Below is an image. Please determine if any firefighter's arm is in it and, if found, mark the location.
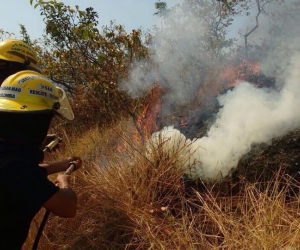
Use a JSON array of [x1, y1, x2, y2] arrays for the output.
[[39, 156, 82, 175], [42, 174, 77, 218]]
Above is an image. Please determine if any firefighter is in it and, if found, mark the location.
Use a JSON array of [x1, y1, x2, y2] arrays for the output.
[[0, 39, 63, 148], [0, 70, 82, 249], [0, 39, 41, 84]]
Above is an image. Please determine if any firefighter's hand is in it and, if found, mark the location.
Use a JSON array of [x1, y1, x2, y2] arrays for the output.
[[40, 156, 82, 176]]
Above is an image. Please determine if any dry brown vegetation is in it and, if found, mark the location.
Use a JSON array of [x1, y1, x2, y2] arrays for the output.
[[1, 1, 298, 249], [22, 119, 300, 250]]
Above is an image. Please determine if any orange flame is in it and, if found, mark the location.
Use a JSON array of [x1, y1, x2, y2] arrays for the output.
[[221, 60, 261, 88], [136, 85, 162, 138], [180, 117, 188, 128]]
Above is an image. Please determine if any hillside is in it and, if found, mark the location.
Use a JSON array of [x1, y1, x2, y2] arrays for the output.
[[21, 120, 300, 250]]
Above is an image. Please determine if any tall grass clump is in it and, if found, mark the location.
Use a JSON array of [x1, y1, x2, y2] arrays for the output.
[[24, 120, 300, 249]]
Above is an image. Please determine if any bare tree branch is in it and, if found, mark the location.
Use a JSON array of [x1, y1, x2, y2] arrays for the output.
[[244, 0, 261, 59]]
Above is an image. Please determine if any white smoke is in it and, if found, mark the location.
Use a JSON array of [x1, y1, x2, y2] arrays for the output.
[[120, 1, 221, 115], [121, 1, 300, 180], [150, 54, 300, 180]]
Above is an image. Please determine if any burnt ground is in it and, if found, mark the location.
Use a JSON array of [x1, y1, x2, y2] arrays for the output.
[[235, 129, 300, 180], [232, 129, 300, 187], [183, 128, 300, 200], [204, 128, 300, 198]]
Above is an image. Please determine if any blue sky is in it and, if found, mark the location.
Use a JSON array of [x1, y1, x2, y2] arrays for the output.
[[1, 0, 182, 39]]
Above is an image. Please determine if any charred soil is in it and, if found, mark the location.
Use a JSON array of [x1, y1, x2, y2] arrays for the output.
[[229, 129, 300, 196]]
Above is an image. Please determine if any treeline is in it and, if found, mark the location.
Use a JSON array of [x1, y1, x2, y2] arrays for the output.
[[2, 0, 299, 137]]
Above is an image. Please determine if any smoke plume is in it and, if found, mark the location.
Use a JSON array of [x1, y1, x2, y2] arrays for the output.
[[151, 55, 300, 180], [121, 1, 300, 180], [120, 1, 222, 116]]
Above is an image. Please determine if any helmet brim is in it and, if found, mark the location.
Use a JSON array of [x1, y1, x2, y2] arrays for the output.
[[0, 98, 74, 121], [0, 99, 53, 112]]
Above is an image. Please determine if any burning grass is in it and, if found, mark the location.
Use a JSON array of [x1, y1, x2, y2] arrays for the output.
[[23, 121, 300, 250]]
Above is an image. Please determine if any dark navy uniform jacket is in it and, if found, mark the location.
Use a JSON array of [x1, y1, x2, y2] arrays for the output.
[[0, 141, 59, 249]]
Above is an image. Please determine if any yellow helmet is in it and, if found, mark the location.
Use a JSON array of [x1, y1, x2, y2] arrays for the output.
[[0, 39, 41, 73], [0, 70, 74, 120]]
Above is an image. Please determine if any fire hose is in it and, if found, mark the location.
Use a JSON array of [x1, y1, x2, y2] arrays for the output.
[[32, 136, 77, 250]]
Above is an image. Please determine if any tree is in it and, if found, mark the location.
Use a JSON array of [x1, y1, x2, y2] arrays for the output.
[[155, 0, 237, 57], [30, 0, 150, 128], [0, 29, 15, 40], [142, 0, 239, 127], [227, 0, 300, 75]]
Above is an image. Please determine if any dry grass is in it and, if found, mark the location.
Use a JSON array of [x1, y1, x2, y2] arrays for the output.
[[23, 120, 300, 250]]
